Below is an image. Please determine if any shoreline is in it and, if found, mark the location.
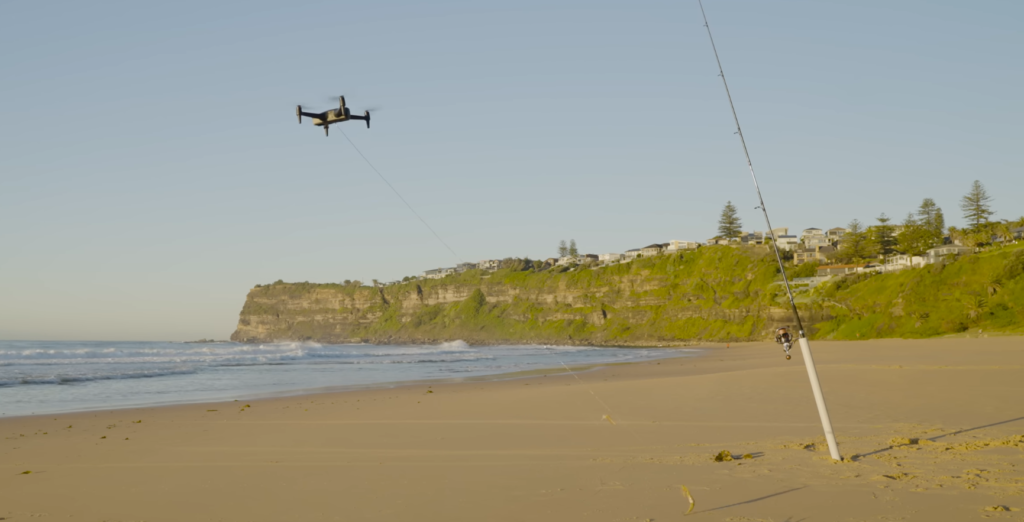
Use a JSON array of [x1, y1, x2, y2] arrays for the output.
[[3, 337, 1022, 521], [233, 337, 709, 348], [0, 347, 703, 420]]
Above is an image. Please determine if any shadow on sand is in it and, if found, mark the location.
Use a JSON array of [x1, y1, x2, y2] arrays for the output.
[[691, 486, 807, 515], [851, 415, 1024, 460]]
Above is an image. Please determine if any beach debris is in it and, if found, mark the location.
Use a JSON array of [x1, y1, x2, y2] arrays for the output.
[[206, 409, 218, 412], [100, 436, 106, 439], [714, 450, 734, 462], [889, 436, 928, 446], [66, 425, 72, 429], [780, 440, 825, 451], [880, 472, 915, 481], [680, 485, 695, 514], [133, 420, 142, 424], [742, 453, 753, 460], [20, 470, 31, 475], [602, 415, 616, 425], [426, 390, 433, 394], [983, 505, 1017, 512]]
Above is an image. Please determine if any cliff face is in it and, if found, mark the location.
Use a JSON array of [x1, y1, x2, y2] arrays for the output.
[[231, 243, 1024, 345], [231, 247, 817, 345]]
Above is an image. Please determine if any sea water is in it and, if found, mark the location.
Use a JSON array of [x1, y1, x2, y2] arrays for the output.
[[0, 340, 693, 416]]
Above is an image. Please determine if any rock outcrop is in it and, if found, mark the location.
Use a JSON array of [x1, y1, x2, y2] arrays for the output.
[[231, 247, 819, 345]]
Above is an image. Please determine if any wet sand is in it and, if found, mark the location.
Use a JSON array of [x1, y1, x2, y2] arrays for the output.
[[2, 337, 1023, 521]]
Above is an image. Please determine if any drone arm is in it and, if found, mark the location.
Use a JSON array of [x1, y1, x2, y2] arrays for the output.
[[349, 111, 370, 128]]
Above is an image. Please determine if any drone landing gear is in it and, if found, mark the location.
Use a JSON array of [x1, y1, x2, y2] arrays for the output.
[[324, 125, 329, 137]]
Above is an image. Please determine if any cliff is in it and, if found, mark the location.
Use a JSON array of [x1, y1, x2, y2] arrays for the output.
[[231, 244, 1024, 345], [231, 246, 809, 345]]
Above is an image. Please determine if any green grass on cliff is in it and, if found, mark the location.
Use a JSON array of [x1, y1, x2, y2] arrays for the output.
[[812, 244, 1024, 339], [366, 246, 786, 344], [234, 246, 788, 345], [232, 243, 1024, 344]]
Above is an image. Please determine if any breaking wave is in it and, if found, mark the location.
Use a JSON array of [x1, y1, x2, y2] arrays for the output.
[[0, 339, 692, 415], [0, 341, 481, 367], [0, 367, 200, 387]]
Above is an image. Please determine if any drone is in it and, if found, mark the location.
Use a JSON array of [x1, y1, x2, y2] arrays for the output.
[[296, 96, 370, 136]]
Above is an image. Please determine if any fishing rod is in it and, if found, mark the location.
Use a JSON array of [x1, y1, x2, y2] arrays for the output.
[[697, 0, 841, 461]]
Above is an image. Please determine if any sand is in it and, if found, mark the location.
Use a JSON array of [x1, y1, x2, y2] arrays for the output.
[[2, 337, 1023, 521]]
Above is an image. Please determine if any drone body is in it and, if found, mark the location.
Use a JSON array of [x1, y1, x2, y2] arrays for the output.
[[297, 96, 370, 136]]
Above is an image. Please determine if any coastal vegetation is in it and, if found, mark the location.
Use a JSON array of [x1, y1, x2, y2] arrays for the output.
[[232, 241, 1024, 345], [813, 243, 1024, 339]]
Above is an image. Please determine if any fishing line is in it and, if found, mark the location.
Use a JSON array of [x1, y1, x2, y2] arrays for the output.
[[338, 128, 650, 446], [696, 0, 803, 335], [339, 129, 462, 262], [558, 360, 646, 445]]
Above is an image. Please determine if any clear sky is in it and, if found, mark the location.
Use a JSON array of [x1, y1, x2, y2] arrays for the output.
[[1, 0, 1021, 341]]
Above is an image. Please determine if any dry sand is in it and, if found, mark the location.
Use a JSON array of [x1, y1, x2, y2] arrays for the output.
[[2, 337, 1023, 521]]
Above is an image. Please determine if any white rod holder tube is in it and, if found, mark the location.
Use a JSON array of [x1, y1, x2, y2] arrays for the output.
[[798, 337, 841, 461]]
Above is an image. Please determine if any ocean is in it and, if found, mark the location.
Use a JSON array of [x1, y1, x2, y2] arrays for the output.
[[0, 340, 693, 417]]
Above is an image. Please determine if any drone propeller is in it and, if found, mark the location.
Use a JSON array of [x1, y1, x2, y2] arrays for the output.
[[323, 96, 380, 111]]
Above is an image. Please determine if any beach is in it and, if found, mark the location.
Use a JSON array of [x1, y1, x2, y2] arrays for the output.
[[2, 337, 1022, 521]]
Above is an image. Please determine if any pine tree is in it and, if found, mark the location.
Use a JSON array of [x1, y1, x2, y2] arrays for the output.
[[558, 240, 568, 258], [872, 213, 897, 257], [568, 239, 579, 257], [960, 180, 994, 229], [933, 208, 946, 237], [917, 198, 937, 227], [717, 201, 742, 238], [837, 219, 871, 262], [916, 198, 946, 241]]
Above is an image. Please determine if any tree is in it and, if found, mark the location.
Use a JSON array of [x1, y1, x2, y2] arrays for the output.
[[917, 198, 937, 224], [962, 295, 989, 325], [916, 198, 945, 238], [558, 240, 568, 258], [896, 213, 937, 256], [836, 219, 871, 262], [957, 226, 991, 249], [718, 201, 743, 238], [948, 226, 964, 246], [790, 261, 819, 278], [872, 213, 897, 258], [993, 221, 1014, 244], [960, 180, 994, 229], [568, 239, 579, 257]]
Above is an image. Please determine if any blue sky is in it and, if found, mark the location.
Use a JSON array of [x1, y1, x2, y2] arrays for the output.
[[1, 0, 1021, 340]]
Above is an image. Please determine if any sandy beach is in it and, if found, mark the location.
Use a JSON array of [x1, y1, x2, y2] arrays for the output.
[[2, 337, 1023, 521]]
